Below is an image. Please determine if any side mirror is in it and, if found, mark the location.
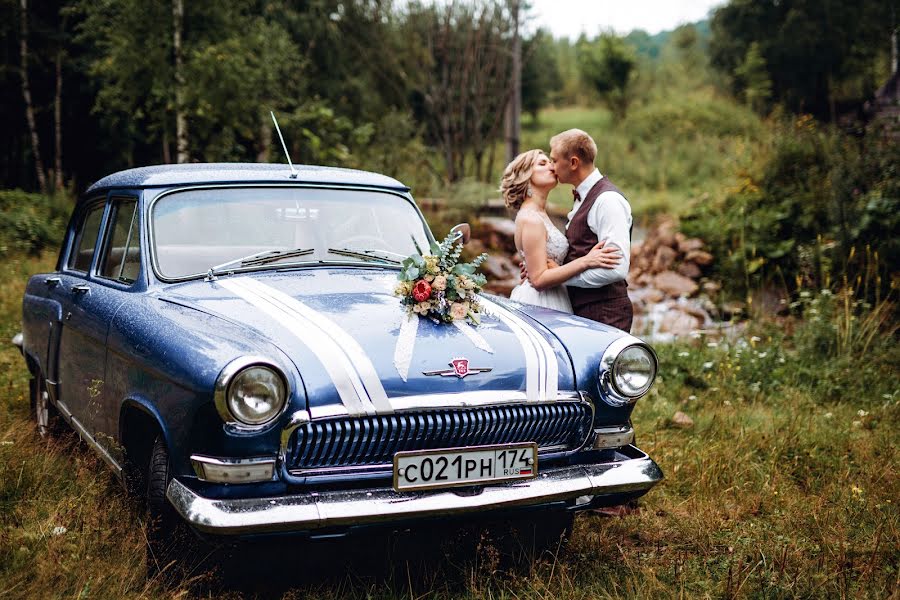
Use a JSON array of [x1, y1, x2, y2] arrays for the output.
[[449, 223, 471, 245]]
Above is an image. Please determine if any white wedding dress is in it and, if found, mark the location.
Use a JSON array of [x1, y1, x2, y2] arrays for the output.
[[509, 209, 574, 313]]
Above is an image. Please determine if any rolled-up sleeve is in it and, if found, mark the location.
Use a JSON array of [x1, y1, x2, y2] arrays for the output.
[[566, 191, 632, 288]]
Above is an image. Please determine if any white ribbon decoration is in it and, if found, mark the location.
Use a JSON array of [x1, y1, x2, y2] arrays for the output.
[[394, 314, 494, 382]]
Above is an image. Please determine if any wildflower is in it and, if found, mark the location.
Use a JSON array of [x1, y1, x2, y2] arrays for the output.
[[702, 362, 714, 369], [707, 342, 718, 348], [750, 335, 761, 343], [688, 395, 697, 401], [851, 485, 863, 496], [778, 357, 786, 364], [857, 409, 869, 417], [757, 352, 767, 359], [724, 400, 732, 406], [824, 412, 833, 419], [678, 351, 689, 357]]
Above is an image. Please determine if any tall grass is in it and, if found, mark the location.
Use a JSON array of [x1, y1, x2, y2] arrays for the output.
[[0, 250, 896, 598]]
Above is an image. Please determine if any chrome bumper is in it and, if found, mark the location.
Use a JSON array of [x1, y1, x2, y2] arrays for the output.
[[166, 450, 663, 536]]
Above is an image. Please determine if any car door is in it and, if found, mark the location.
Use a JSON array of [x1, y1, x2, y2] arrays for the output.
[[50, 197, 131, 451]]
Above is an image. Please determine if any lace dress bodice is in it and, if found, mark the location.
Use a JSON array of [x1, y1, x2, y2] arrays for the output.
[[511, 209, 573, 313], [517, 209, 569, 264]]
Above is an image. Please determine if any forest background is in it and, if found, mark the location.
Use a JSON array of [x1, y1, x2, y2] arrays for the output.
[[0, 0, 898, 598]]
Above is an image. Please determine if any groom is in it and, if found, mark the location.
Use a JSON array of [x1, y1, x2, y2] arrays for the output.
[[550, 129, 633, 332]]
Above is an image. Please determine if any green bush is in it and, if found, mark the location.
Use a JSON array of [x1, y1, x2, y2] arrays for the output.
[[0, 190, 71, 257], [681, 115, 900, 300]]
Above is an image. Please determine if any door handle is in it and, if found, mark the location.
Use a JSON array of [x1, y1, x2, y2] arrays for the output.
[[71, 284, 90, 295], [45, 277, 61, 287]]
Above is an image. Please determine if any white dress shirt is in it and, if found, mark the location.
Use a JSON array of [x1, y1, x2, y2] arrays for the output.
[[565, 168, 632, 288]]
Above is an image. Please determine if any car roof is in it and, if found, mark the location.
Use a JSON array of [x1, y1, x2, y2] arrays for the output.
[[84, 163, 410, 196]]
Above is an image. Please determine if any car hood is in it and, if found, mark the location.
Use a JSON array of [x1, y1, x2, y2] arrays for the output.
[[162, 269, 576, 419]]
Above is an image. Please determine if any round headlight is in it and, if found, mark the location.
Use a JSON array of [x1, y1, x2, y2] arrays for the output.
[[612, 345, 656, 398], [226, 365, 286, 426]]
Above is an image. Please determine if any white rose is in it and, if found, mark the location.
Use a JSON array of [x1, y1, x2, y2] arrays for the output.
[[450, 302, 468, 320]]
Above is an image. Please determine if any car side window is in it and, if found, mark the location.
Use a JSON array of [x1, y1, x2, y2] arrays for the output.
[[98, 198, 141, 284], [67, 203, 105, 273]]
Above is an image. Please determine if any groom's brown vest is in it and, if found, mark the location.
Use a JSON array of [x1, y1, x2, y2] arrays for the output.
[[564, 177, 633, 331]]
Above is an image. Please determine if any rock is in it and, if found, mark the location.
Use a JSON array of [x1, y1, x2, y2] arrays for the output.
[[678, 238, 705, 254], [465, 238, 487, 257], [659, 308, 702, 335], [629, 287, 665, 304], [652, 246, 678, 273], [675, 232, 686, 244], [701, 280, 721, 295], [656, 223, 677, 249], [672, 411, 694, 428], [637, 273, 654, 287], [677, 261, 702, 279], [685, 249, 713, 266], [654, 271, 699, 297], [477, 217, 517, 255], [481, 254, 519, 280]]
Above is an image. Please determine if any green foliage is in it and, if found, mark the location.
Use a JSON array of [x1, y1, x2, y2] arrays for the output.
[[0, 190, 70, 256], [577, 33, 637, 118], [709, 0, 893, 119], [521, 29, 562, 120], [682, 115, 899, 299], [733, 42, 771, 113]]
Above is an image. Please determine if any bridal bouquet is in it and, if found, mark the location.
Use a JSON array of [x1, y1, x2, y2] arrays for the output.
[[395, 233, 488, 325]]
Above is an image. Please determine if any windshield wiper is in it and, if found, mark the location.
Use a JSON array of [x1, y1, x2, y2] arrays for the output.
[[206, 247, 314, 280], [326, 248, 401, 264]]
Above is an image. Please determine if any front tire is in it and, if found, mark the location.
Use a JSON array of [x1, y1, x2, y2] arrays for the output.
[[146, 436, 195, 577]]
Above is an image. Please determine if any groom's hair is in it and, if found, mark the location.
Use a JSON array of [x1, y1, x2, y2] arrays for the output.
[[550, 129, 597, 166]]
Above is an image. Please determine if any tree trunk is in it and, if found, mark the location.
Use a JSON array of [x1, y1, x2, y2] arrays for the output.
[[162, 126, 171, 164], [173, 0, 188, 163], [257, 113, 271, 162], [54, 45, 63, 192], [504, 0, 521, 165], [20, 0, 47, 193]]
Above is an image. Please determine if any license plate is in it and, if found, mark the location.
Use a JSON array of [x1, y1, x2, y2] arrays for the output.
[[393, 443, 538, 492]]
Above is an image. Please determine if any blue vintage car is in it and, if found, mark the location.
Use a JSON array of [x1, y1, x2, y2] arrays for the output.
[[17, 163, 662, 558]]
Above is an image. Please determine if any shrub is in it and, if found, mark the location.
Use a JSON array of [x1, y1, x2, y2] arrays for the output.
[[681, 115, 900, 301], [0, 190, 71, 257]]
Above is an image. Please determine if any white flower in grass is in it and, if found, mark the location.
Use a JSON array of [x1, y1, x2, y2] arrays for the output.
[[703, 362, 714, 369], [678, 351, 690, 357]]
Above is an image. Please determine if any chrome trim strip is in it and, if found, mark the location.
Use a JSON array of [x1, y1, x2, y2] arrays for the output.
[[166, 450, 663, 535], [598, 336, 658, 407], [55, 400, 124, 478], [214, 355, 290, 430], [592, 425, 635, 449], [388, 390, 581, 411], [190, 454, 277, 482]]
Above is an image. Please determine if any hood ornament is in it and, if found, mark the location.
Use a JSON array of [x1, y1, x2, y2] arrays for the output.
[[423, 358, 491, 379]]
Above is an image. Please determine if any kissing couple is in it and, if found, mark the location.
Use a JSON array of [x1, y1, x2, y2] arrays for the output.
[[501, 129, 633, 332]]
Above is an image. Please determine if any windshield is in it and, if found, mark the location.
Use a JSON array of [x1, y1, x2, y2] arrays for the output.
[[150, 187, 431, 279]]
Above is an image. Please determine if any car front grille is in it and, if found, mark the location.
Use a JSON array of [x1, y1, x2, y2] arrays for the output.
[[285, 402, 593, 473]]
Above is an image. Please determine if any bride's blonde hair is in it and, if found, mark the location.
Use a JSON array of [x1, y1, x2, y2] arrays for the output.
[[500, 149, 543, 210]]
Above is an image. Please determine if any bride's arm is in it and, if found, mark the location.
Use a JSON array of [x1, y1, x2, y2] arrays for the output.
[[520, 218, 615, 291]]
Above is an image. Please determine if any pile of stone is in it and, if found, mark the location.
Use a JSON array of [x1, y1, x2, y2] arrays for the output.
[[466, 215, 725, 339], [629, 219, 719, 339]]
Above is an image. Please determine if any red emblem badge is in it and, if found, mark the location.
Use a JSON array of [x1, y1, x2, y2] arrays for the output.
[[451, 358, 470, 378], [423, 357, 492, 379]]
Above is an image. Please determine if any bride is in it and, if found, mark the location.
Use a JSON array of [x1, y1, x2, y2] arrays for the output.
[[501, 149, 620, 313]]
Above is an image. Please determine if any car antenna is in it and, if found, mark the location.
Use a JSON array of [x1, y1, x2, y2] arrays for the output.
[[270, 111, 298, 179]]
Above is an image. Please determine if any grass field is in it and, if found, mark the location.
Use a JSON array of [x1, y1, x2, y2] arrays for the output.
[[0, 252, 897, 598]]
